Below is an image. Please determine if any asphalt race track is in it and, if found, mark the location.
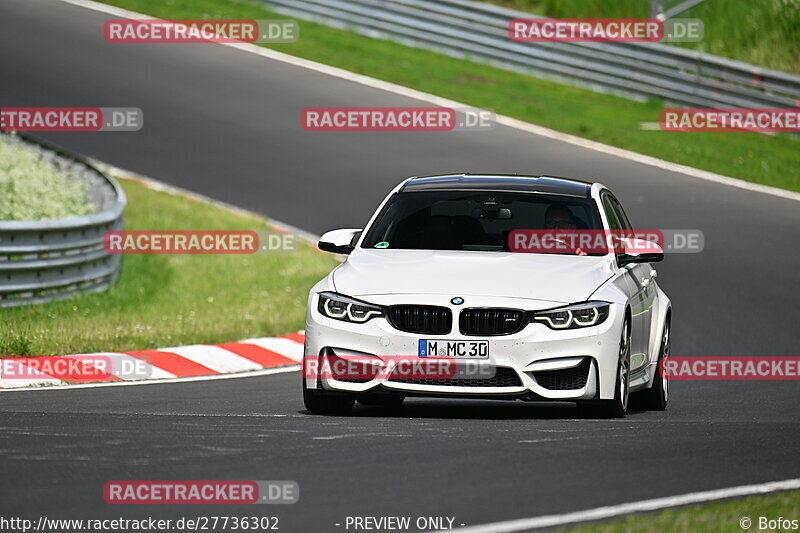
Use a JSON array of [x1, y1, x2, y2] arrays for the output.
[[1, 0, 799, 530]]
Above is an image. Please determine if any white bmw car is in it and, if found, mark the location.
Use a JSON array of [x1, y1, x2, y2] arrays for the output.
[[303, 174, 671, 417]]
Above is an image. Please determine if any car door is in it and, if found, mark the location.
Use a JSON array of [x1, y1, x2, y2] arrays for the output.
[[601, 193, 648, 366], [607, 194, 655, 366]]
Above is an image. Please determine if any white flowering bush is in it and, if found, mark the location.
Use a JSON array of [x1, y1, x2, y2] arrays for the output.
[[0, 136, 94, 220]]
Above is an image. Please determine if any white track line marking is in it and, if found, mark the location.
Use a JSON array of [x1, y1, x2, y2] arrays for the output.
[[94, 163, 322, 244], [159, 344, 264, 373], [0, 365, 300, 392], [445, 478, 800, 532], [55, 0, 800, 203]]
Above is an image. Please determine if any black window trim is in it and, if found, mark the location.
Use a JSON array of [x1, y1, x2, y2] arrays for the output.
[[600, 190, 637, 268]]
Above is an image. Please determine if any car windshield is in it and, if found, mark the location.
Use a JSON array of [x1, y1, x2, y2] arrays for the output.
[[361, 190, 604, 254]]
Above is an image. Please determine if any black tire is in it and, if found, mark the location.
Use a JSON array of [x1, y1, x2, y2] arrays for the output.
[[590, 318, 631, 418], [357, 393, 405, 407], [634, 318, 669, 411], [302, 377, 355, 415]]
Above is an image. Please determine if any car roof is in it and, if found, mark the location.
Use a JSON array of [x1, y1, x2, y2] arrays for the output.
[[399, 173, 593, 198]]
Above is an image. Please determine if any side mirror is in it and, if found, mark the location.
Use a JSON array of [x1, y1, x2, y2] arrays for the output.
[[318, 228, 362, 255], [617, 237, 664, 266]]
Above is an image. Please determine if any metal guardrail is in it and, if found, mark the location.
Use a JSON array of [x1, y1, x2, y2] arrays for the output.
[[263, 0, 800, 109], [0, 134, 126, 307]]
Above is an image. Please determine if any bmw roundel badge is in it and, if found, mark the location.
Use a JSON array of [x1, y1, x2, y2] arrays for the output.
[[451, 297, 464, 305]]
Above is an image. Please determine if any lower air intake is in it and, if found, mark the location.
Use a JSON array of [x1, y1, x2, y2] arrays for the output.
[[532, 359, 591, 390]]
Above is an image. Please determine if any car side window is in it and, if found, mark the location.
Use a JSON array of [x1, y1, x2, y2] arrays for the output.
[[601, 194, 621, 230], [608, 196, 633, 231]]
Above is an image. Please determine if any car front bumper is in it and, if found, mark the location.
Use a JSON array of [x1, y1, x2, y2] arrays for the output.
[[304, 294, 625, 401]]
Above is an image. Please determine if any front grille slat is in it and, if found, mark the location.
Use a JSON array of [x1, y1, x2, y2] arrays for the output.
[[388, 305, 452, 335], [459, 308, 526, 336]]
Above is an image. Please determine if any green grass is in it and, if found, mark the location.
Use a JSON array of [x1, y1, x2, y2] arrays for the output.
[[0, 177, 337, 356], [555, 488, 800, 532], [0, 135, 94, 220], [98, 0, 799, 193], [488, 0, 800, 74]]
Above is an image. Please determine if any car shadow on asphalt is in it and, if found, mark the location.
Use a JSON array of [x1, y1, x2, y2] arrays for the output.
[[302, 401, 648, 420]]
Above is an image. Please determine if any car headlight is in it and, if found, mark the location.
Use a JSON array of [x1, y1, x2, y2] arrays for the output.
[[531, 301, 610, 330], [317, 292, 384, 323]]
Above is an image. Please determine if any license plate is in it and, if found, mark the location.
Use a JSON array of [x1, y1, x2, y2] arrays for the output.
[[418, 340, 489, 358]]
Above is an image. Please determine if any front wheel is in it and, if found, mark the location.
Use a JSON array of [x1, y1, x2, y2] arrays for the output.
[[633, 318, 669, 411], [586, 318, 631, 418], [302, 376, 355, 415]]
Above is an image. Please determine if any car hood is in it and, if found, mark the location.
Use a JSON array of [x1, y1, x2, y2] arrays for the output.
[[332, 249, 615, 303]]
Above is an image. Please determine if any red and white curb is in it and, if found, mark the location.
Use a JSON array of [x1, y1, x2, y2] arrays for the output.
[[0, 332, 304, 390]]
